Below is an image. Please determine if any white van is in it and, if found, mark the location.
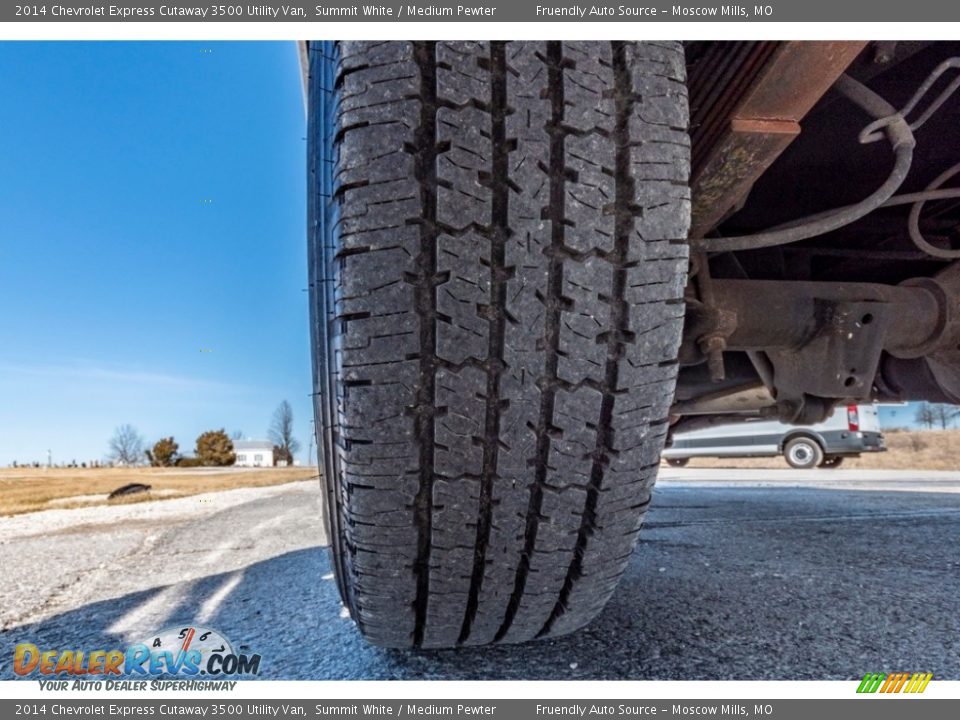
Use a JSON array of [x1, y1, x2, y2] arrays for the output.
[[662, 404, 886, 469]]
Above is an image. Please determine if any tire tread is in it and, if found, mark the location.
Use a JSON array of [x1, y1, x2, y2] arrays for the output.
[[310, 40, 691, 648]]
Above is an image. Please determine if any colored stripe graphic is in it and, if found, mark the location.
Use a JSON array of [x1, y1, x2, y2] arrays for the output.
[[857, 672, 885, 693], [857, 672, 932, 693], [892, 673, 909, 693], [904, 674, 922, 693]]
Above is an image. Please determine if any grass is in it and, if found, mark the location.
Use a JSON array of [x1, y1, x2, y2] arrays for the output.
[[670, 429, 960, 471], [0, 466, 319, 516]]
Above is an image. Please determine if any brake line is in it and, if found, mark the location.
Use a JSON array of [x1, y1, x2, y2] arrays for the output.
[[692, 74, 916, 253], [907, 160, 960, 259]]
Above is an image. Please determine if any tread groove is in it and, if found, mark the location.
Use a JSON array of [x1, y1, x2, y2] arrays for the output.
[[458, 41, 508, 647], [412, 40, 438, 649]]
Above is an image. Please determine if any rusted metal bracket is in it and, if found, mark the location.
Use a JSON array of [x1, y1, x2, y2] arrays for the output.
[[763, 299, 892, 399]]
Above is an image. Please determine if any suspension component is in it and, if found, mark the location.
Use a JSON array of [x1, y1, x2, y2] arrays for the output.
[[679, 263, 960, 419]]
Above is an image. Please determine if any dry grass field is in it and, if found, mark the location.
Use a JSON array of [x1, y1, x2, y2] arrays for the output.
[[0, 466, 318, 516], [672, 429, 960, 471]]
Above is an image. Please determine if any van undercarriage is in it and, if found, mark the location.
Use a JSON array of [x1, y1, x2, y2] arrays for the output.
[[676, 41, 960, 432]]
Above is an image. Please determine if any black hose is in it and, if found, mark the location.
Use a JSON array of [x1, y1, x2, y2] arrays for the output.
[[692, 75, 916, 253]]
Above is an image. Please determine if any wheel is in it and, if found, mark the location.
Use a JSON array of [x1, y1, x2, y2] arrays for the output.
[[784, 437, 824, 469], [308, 41, 690, 648], [666, 458, 690, 468], [819, 455, 845, 468]]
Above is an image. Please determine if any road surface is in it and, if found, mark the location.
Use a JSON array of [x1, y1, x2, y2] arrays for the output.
[[2, 470, 958, 680]]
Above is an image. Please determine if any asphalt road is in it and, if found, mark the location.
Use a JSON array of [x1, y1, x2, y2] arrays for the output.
[[2, 469, 959, 680]]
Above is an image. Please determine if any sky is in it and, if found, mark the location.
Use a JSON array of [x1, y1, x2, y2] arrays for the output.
[[878, 403, 924, 429], [0, 42, 313, 465]]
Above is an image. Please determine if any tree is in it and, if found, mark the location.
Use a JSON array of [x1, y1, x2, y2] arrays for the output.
[[931, 403, 959, 430], [146, 437, 180, 467], [108, 424, 145, 465], [915, 403, 935, 429], [268, 400, 301, 465], [195, 429, 235, 466], [230, 430, 244, 441], [272, 444, 291, 466]]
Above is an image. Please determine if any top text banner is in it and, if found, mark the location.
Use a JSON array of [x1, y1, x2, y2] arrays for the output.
[[7, 1, 960, 22]]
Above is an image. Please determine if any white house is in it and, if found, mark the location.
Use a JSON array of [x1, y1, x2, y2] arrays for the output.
[[234, 440, 274, 467]]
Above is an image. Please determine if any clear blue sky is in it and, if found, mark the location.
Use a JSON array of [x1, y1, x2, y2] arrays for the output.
[[0, 42, 313, 465], [879, 403, 929, 429]]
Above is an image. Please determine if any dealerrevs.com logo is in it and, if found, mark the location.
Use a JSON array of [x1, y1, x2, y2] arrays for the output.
[[13, 625, 261, 681]]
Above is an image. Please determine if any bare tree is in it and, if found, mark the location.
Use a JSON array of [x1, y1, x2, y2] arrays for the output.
[[931, 403, 959, 430], [108, 424, 145, 466], [268, 400, 301, 465], [230, 429, 244, 441], [915, 403, 935, 429]]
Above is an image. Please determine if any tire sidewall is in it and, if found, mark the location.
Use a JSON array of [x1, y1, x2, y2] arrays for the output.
[[309, 42, 355, 613]]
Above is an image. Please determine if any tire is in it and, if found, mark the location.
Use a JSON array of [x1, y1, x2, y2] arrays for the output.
[[819, 455, 845, 468], [783, 437, 824, 469], [308, 41, 690, 648], [666, 458, 690, 468]]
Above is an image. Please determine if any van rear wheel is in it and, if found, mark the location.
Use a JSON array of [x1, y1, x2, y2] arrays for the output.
[[784, 437, 824, 469]]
